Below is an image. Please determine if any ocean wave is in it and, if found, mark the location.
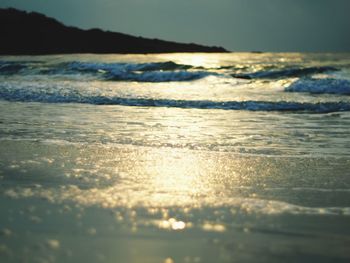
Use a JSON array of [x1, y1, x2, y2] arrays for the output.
[[2, 60, 342, 83], [43, 65, 211, 82], [67, 61, 193, 72], [232, 66, 337, 79], [1, 60, 212, 82], [1, 87, 350, 112], [65, 61, 210, 82], [105, 70, 213, 82], [286, 78, 350, 95], [0, 61, 29, 74]]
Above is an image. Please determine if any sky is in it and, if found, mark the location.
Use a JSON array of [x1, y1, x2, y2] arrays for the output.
[[1, 0, 350, 52]]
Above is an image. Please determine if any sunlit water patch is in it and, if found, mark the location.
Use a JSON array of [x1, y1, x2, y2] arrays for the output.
[[1, 53, 350, 263]]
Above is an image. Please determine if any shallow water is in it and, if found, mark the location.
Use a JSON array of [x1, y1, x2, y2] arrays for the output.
[[1, 53, 350, 262]]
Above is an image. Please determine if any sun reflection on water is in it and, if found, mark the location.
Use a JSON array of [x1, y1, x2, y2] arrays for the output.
[[144, 149, 205, 202], [160, 53, 223, 68]]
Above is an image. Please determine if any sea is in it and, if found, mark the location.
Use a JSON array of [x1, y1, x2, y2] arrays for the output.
[[0, 53, 350, 263]]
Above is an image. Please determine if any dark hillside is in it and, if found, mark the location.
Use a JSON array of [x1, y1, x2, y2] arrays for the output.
[[0, 8, 228, 54]]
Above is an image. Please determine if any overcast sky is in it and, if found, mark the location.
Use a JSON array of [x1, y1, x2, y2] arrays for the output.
[[1, 0, 349, 52]]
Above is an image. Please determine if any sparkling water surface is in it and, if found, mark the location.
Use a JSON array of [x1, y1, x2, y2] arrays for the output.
[[1, 53, 350, 263]]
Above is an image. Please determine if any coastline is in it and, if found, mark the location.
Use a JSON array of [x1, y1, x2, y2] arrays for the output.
[[0, 9, 228, 55]]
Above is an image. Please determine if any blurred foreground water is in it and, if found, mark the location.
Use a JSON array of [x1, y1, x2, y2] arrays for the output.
[[1, 53, 350, 262]]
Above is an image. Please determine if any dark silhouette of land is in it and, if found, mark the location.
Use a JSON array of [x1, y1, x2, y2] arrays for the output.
[[0, 8, 228, 55]]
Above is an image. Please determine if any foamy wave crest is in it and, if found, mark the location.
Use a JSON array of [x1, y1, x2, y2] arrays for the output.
[[232, 66, 337, 79], [0, 61, 29, 74], [105, 70, 213, 82], [41, 61, 212, 82], [1, 86, 350, 112], [286, 78, 350, 95], [67, 61, 192, 72], [1, 60, 208, 82]]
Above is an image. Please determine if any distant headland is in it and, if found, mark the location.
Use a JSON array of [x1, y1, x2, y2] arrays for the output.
[[0, 8, 228, 55]]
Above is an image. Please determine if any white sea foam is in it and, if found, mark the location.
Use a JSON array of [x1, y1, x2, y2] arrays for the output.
[[1, 82, 350, 112], [286, 78, 350, 95]]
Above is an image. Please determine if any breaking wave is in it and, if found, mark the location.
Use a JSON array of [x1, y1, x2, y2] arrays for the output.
[[1, 86, 350, 113], [232, 66, 337, 79], [104, 70, 213, 82], [0, 60, 214, 82], [1, 60, 344, 83], [67, 61, 193, 72], [0, 61, 32, 75], [64, 61, 213, 82], [286, 78, 350, 95]]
